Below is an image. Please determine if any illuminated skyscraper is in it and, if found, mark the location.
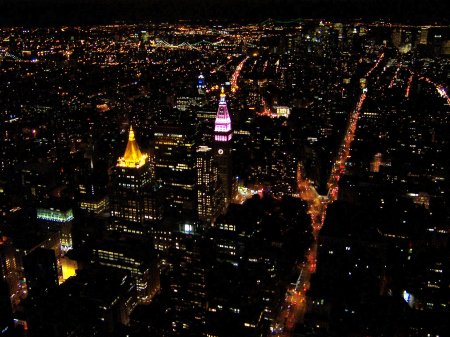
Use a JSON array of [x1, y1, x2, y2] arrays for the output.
[[0, 236, 19, 310], [196, 146, 222, 225], [104, 126, 161, 303], [197, 73, 206, 95], [419, 28, 429, 45], [167, 225, 206, 337], [154, 122, 197, 216], [213, 88, 233, 210], [109, 126, 161, 236]]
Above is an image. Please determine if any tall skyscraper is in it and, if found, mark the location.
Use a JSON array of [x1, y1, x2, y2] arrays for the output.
[[0, 236, 19, 310], [76, 142, 109, 215], [109, 126, 161, 236], [196, 146, 223, 225], [197, 74, 206, 95], [154, 122, 197, 216], [166, 225, 207, 337], [213, 88, 233, 210], [100, 126, 161, 304]]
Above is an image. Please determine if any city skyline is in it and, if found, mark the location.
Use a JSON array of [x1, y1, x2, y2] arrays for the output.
[[0, 0, 449, 26], [0, 8, 449, 337]]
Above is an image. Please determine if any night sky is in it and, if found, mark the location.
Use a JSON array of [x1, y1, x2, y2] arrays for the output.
[[0, 0, 449, 26]]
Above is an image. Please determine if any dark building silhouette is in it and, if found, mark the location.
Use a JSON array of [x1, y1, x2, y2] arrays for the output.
[[91, 236, 159, 304], [23, 248, 59, 302], [27, 267, 136, 337], [0, 280, 13, 336]]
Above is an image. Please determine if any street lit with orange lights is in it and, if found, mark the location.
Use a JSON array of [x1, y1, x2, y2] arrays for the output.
[[272, 51, 386, 336], [419, 75, 450, 106], [405, 74, 413, 98], [231, 56, 250, 92]]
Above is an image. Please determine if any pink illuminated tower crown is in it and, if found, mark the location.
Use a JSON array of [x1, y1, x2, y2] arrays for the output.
[[214, 88, 232, 142], [213, 87, 233, 210]]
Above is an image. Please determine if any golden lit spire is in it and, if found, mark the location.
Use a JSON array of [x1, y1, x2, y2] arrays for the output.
[[128, 125, 136, 141], [117, 125, 148, 168], [219, 87, 226, 103]]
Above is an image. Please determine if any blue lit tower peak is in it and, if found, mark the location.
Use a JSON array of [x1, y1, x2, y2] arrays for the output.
[[213, 87, 233, 210], [197, 73, 206, 95]]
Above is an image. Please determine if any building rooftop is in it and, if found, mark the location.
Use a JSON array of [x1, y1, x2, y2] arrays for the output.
[[117, 126, 148, 168]]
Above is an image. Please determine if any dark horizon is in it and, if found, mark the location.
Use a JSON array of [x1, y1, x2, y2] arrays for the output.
[[1, 0, 449, 27]]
